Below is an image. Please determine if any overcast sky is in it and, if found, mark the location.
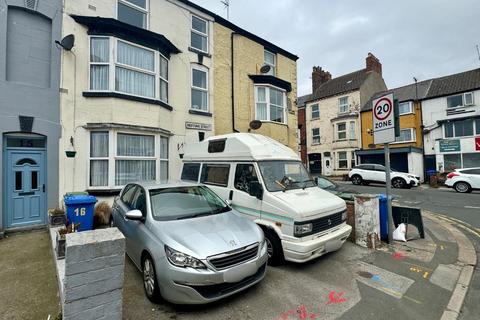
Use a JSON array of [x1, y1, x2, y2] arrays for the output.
[[190, 0, 480, 96]]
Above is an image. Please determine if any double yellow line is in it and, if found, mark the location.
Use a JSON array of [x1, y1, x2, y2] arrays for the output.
[[433, 214, 480, 239]]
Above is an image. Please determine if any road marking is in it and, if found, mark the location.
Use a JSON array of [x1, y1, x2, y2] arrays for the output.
[[464, 206, 480, 210], [403, 295, 423, 305], [433, 214, 480, 239]]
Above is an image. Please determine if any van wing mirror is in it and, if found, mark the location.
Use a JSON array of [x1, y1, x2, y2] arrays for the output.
[[125, 209, 143, 221], [249, 181, 264, 200]]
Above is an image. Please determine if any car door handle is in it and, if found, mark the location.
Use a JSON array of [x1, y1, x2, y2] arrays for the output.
[[42, 184, 45, 193], [229, 190, 233, 200]]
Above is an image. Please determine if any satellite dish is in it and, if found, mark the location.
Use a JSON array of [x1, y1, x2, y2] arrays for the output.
[[249, 120, 262, 130], [57, 34, 75, 51], [260, 64, 271, 74]]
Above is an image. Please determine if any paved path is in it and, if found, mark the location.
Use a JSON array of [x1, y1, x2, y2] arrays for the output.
[[0, 230, 60, 320]]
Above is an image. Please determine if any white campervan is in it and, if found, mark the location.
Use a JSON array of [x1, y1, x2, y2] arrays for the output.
[[181, 133, 352, 265]]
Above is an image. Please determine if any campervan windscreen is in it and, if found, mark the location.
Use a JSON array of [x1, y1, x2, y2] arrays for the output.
[[258, 161, 316, 192]]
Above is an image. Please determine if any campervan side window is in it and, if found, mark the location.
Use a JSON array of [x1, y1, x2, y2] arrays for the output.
[[200, 164, 230, 187], [208, 139, 226, 153], [181, 163, 201, 182]]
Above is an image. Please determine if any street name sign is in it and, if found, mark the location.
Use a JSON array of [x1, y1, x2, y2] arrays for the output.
[[373, 93, 395, 144]]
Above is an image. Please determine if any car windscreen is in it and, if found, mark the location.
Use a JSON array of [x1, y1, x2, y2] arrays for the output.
[[149, 186, 230, 221], [316, 177, 336, 190], [258, 161, 316, 192]]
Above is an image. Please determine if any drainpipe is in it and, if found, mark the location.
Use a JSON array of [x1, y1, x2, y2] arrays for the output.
[[231, 32, 239, 132], [414, 77, 427, 182]]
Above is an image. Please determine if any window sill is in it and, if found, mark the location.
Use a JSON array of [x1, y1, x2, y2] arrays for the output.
[[399, 112, 414, 116], [311, 118, 320, 121], [83, 91, 173, 111], [391, 140, 416, 145], [258, 120, 288, 127], [189, 109, 212, 117], [188, 47, 211, 58]]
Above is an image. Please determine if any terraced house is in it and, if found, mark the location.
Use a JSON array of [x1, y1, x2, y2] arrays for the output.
[[59, 0, 216, 201], [302, 53, 386, 177], [359, 80, 432, 182], [58, 0, 298, 203]]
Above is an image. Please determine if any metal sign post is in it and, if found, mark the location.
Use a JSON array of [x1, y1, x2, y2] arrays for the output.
[[372, 93, 396, 243]]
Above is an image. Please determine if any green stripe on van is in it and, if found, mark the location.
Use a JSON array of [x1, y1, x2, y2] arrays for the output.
[[232, 205, 293, 224]]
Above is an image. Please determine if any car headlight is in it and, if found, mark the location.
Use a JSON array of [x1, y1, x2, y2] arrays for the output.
[[341, 210, 347, 222], [165, 246, 206, 269], [259, 239, 267, 253], [294, 223, 313, 236]]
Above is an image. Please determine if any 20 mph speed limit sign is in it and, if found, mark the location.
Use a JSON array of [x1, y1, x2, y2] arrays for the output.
[[373, 93, 395, 144]]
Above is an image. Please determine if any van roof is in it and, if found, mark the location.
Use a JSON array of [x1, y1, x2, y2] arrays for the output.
[[183, 133, 300, 162]]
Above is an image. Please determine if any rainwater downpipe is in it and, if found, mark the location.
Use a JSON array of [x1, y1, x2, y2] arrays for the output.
[[231, 32, 239, 132]]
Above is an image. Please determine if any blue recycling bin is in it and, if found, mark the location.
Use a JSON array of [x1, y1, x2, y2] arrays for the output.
[[64, 195, 97, 231], [378, 194, 388, 241]]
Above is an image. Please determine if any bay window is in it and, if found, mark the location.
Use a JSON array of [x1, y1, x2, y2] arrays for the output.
[[115, 133, 156, 186], [191, 66, 209, 111], [349, 121, 356, 139], [116, 40, 155, 98], [90, 38, 109, 91], [117, 0, 148, 29], [89, 131, 169, 188], [337, 122, 347, 140], [255, 86, 286, 123], [89, 37, 169, 103], [191, 15, 208, 52]]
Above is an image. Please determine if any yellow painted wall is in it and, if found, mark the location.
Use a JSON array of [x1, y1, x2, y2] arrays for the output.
[[213, 24, 298, 150], [361, 101, 423, 149]]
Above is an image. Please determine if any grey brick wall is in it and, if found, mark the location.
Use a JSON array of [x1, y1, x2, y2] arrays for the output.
[[63, 228, 125, 320]]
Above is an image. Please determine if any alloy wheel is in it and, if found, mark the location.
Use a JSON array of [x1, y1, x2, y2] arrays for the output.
[[455, 182, 469, 193], [143, 258, 156, 297]]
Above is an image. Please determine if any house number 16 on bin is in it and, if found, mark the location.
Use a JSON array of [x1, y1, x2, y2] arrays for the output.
[[75, 207, 86, 217]]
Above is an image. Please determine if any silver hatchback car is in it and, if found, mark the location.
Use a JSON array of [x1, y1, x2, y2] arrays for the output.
[[112, 181, 268, 304]]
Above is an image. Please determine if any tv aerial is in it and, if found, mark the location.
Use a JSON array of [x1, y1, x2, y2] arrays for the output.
[[221, 0, 230, 20]]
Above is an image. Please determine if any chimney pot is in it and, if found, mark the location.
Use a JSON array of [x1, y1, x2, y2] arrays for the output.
[[366, 52, 382, 75], [312, 66, 332, 93]]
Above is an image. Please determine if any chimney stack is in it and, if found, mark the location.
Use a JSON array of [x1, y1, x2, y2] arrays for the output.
[[312, 66, 332, 93], [366, 52, 382, 75]]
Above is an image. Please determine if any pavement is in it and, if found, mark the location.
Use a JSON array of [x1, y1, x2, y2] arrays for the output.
[[0, 229, 60, 320]]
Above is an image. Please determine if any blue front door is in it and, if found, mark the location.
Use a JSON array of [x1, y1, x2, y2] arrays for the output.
[[5, 149, 46, 228]]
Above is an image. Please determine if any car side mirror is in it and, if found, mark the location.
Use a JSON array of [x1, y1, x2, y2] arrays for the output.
[[125, 209, 143, 221], [249, 181, 264, 200]]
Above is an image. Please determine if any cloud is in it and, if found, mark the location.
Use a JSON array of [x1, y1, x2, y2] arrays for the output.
[[190, 0, 480, 96]]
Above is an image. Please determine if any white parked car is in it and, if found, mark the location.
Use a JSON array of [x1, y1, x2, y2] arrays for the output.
[[445, 168, 480, 193], [348, 164, 420, 189]]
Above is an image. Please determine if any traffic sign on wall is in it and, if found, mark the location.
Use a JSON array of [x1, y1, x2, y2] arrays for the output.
[[373, 93, 396, 144]]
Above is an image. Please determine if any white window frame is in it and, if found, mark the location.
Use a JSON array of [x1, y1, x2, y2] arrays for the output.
[[338, 151, 348, 169], [398, 101, 413, 115], [88, 36, 169, 102], [311, 104, 320, 119], [264, 49, 276, 76], [447, 92, 474, 108], [312, 128, 320, 145], [87, 129, 170, 189], [339, 96, 349, 114], [117, 0, 149, 29], [191, 15, 209, 53], [89, 36, 111, 92], [159, 53, 169, 103], [337, 122, 347, 140], [349, 121, 356, 140], [254, 85, 287, 124], [392, 128, 416, 144], [191, 65, 209, 111]]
